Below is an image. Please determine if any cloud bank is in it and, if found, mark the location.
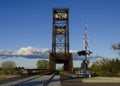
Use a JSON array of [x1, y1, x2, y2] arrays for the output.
[[0, 46, 102, 60], [0, 46, 50, 59]]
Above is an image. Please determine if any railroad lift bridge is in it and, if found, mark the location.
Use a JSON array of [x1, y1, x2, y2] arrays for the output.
[[49, 8, 73, 72]]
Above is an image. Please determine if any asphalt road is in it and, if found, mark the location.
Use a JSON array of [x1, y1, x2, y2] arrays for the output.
[[61, 77, 120, 86], [60, 73, 120, 86]]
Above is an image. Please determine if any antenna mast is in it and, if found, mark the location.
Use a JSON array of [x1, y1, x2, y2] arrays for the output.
[[77, 21, 92, 78], [84, 21, 89, 60]]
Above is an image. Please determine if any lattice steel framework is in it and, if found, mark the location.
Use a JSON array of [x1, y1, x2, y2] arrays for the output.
[[52, 8, 69, 57], [49, 8, 73, 72]]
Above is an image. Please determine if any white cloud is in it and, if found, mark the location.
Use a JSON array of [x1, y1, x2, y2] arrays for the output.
[[70, 50, 77, 53], [14, 46, 49, 56], [0, 46, 102, 60]]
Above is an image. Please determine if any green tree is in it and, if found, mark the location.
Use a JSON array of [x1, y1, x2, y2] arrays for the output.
[[1, 61, 16, 75], [37, 60, 48, 69]]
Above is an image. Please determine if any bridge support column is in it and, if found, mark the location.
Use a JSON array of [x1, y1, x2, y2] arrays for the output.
[[48, 54, 56, 71], [49, 53, 73, 73], [68, 54, 73, 72], [63, 54, 73, 72]]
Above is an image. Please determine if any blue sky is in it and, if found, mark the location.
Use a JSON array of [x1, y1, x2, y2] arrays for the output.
[[0, 0, 120, 68]]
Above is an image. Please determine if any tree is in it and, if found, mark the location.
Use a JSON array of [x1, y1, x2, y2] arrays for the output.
[[112, 43, 120, 55], [1, 61, 16, 75], [37, 60, 48, 69], [112, 43, 120, 50]]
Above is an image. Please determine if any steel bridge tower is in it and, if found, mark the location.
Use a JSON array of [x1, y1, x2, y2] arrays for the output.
[[49, 8, 73, 72]]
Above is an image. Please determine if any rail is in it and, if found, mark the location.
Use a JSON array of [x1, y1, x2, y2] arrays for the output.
[[43, 71, 59, 86]]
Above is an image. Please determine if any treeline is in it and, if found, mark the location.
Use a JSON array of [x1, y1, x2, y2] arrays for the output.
[[0, 60, 49, 76], [91, 58, 120, 77]]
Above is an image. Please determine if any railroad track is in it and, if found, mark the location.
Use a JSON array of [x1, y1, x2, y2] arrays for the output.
[[43, 71, 59, 86], [0, 71, 60, 86], [0, 75, 32, 84]]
